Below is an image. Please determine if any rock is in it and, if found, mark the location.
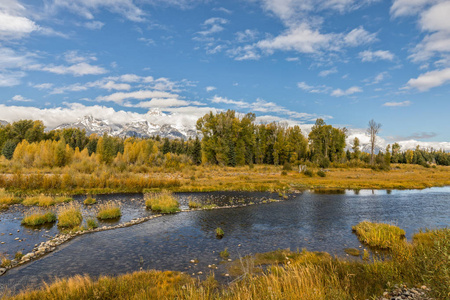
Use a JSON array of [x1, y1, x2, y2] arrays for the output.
[[0, 268, 6, 276]]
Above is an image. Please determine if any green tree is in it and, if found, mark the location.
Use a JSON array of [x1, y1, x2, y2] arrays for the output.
[[1, 139, 17, 160], [351, 137, 361, 160]]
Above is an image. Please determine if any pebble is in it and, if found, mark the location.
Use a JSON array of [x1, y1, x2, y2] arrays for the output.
[[376, 284, 433, 300]]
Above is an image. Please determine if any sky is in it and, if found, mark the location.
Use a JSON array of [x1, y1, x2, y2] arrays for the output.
[[0, 0, 449, 150]]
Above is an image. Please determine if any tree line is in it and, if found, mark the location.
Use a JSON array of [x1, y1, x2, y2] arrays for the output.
[[0, 112, 448, 170]]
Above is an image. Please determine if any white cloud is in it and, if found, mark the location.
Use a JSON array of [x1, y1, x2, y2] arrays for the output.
[[33, 83, 53, 90], [96, 90, 179, 105], [286, 57, 299, 61], [0, 11, 38, 40], [406, 67, 450, 91], [392, 1, 450, 64], [197, 17, 228, 35], [28, 62, 108, 76], [257, 23, 333, 54], [344, 26, 377, 47], [134, 98, 190, 108], [297, 81, 330, 93], [236, 29, 259, 43], [383, 100, 411, 107], [318, 67, 337, 77], [331, 86, 362, 97], [0, 71, 25, 87], [49, 0, 146, 22], [138, 37, 155, 46], [10, 95, 33, 102], [359, 50, 394, 62], [206, 86, 216, 92]]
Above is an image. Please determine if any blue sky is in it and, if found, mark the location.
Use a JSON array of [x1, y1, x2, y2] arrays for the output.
[[0, 0, 449, 149]]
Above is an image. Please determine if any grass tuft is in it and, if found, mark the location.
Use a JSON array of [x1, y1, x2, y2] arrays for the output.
[[0, 189, 20, 206], [352, 221, 406, 249], [57, 203, 82, 228], [216, 227, 224, 238], [145, 191, 180, 214], [21, 210, 56, 226], [84, 197, 96, 205], [97, 202, 121, 220]]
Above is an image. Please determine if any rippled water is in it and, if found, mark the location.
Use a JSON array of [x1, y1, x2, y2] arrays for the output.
[[0, 187, 449, 292]]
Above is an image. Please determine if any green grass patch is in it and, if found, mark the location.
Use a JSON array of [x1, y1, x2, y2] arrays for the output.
[[188, 200, 202, 209], [145, 191, 180, 214], [220, 247, 229, 259], [216, 227, 224, 238], [21, 210, 56, 226], [86, 218, 99, 229], [97, 202, 121, 220], [84, 197, 96, 205], [352, 221, 406, 249], [57, 203, 82, 228]]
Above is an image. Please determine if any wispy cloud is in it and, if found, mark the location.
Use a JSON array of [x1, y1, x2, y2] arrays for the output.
[[359, 50, 394, 62], [383, 100, 411, 107], [331, 86, 362, 97]]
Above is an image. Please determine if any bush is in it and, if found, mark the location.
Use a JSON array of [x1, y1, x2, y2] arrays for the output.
[[303, 169, 314, 177], [145, 191, 180, 214], [97, 202, 121, 220], [84, 197, 97, 205], [58, 203, 82, 228], [21, 210, 57, 226], [317, 170, 326, 177], [282, 162, 292, 171]]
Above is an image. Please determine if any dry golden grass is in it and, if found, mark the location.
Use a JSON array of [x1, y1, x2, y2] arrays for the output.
[[97, 202, 121, 220], [21, 209, 56, 226], [145, 191, 180, 213], [352, 221, 406, 249], [57, 203, 82, 228], [2, 227, 449, 300]]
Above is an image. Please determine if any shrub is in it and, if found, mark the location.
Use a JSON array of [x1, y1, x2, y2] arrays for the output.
[[282, 162, 292, 171], [352, 221, 405, 249], [21, 210, 57, 226], [317, 170, 326, 177], [216, 227, 224, 238], [303, 169, 314, 177], [84, 197, 97, 205], [97, 202, 121, 220], [58, 203, 82, 228], [145, 191, 180, 214]]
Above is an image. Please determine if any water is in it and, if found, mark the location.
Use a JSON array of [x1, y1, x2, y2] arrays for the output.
[[0, 187, 449, 292]]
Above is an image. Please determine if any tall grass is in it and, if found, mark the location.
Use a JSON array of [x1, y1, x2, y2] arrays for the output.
[[145, 191, 180, 214], [2, 227, 449, 299], [21, 210, 56, 226], [0, 188, 20, 206], [57, 203, 82, 228], [22, 195, 72, 207], [97, 202, 121, 220], [352, 221, 406, 249]]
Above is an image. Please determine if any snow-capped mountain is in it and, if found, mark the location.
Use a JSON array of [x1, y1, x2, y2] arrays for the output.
[[55, 115, 197, 140], [0, 120, 8, 126]]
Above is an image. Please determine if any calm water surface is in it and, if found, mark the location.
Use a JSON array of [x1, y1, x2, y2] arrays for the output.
[[0, 187, 448, 292]]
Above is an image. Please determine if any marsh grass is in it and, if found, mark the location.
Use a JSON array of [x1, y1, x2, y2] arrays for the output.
[[97, 202, 121, 220], [219, 248, 229, 259], [21, 210, 56, 226], [145, 191, 180, 214], [188, 200, 202, 209], [344, 248, 360, 256], [22, 195, 71, 207], [0, 189, 20, 206], [352, 221, 406, 249], [86, 218, 98, 229], [3, 227, 449, 300], [57, 203, 82, 228], [83, 197, 96, 205]]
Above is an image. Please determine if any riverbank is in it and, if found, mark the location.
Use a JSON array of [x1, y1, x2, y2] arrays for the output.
[[2, 225, 448, 300], [1, 164, 449, 196]]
